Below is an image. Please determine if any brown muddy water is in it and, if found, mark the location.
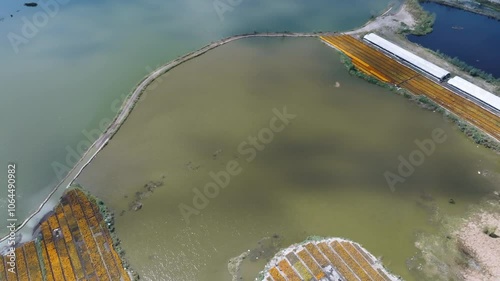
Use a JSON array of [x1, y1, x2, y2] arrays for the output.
[[77, 37, 499, 281]]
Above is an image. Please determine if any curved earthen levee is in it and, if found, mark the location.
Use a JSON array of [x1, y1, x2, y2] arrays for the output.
[[0, 32, 333, 247]]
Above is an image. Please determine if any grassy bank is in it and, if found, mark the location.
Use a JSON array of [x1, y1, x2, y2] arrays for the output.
[[427, 0, 500, 19], [476, 0, 500, 12], [402, 0, 436, 35], [340, 53, 500, 152], [431, 49, 500, 85]]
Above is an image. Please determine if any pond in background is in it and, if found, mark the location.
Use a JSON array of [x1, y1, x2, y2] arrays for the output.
[[408, 2, 500, 77]]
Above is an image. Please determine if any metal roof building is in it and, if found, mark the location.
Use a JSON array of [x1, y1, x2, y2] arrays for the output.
[[448, 76, 500, 111], [363, 33, 451, 81]]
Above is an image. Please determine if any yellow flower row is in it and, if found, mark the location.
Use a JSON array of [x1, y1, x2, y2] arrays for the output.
[[297, 249, 325, 279], [55, 238, 76, 280], [332, 241, 371, 281], [24, 242, 44, 280], [304, 243, 329, 267], [277, 260, 301, 281], [342, 242, 385, 281], [39, 240, 55, 281], [15, 247, 29, 280], [269, 267, 286, 281], [77, 217, 108, 279], [45, 241, 64, 280], [317, 242, 358, 281]]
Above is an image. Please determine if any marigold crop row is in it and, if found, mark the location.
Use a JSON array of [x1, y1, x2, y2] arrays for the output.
[[77, 218, 108, 279], [47, 215, 60, 233], [88, 216, 101, 232], [55, 205, 65, 216], [277, 260, 301, 281], [39, 241, 55, 281], [78, 242, 95, 277], [353, 243, 375, 265], [80, 197, 95, 219], [317, 242, 358, 281], [41, 222, 52, 240], [55, 239, 76, 280], [95, 234, 121, 279], [45, 241, 65, 280], [331, 241, 371, 281], [57, 214, 73, 244], [15, 247, 29, 281], [269, 267, 286, 281], [103, 228, 130, 280], [5, 257, 17, 281], [0, 255, 7, 278], [304, 243, 329, 267], [65, 241, 85, 280], [377, 268, 392, 281], [71, 204, 85, 220], [297, 249, 325, 279], [291, 260, 313, 280], [24, 242, 44, 281], [342, 242, 385, 281]]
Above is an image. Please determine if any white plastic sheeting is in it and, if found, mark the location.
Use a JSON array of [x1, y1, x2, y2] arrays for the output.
[[448, 76, 500, 111], [364, 33, 450, 80]]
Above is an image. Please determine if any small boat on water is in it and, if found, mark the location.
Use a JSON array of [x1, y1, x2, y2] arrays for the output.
[[452, 26, 464, 30]]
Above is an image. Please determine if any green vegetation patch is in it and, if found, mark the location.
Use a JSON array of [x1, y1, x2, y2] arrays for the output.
[[340, 53, 500, 152], [432, 49, 500, 85], [34, 238, 48, 279], [402, 0, 436, 35]]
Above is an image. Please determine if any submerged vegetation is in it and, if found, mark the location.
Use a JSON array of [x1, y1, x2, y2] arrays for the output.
[[411, 198, 500, 280]]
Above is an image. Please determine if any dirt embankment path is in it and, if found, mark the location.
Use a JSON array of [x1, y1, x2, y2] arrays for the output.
[[0, 31, 331, 248]]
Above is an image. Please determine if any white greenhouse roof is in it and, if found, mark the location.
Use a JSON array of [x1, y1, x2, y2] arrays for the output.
[[448, 76, 500, 111], [364, 33, 450, 80]]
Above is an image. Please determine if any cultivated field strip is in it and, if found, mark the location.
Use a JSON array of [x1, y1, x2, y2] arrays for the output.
[[264, 239, 398, 281], [320, 35, 500, 140], [0, 256, 6, 281], [341, 242, 387, 281], [402, 76, 500, 139], [0, 189, 131, 281], [297, 249, 325, 279], [15, 247, 29, 281], [317, 242, 359, 280]]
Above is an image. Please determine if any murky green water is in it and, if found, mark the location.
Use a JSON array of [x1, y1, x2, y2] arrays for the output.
[[0, 0, 396, 235], [77, 38, 499, 281]]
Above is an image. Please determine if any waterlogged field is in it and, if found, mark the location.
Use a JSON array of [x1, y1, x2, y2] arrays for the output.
[[78, 38, 500, 281]]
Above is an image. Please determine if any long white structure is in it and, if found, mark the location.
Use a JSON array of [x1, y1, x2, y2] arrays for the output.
[[364, 33, 450, 81], [448, 76, 500, 111]]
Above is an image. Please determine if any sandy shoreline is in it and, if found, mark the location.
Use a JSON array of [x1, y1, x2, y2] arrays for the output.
[[457, 205, 500, 280], [345, 3, 416, 36]]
